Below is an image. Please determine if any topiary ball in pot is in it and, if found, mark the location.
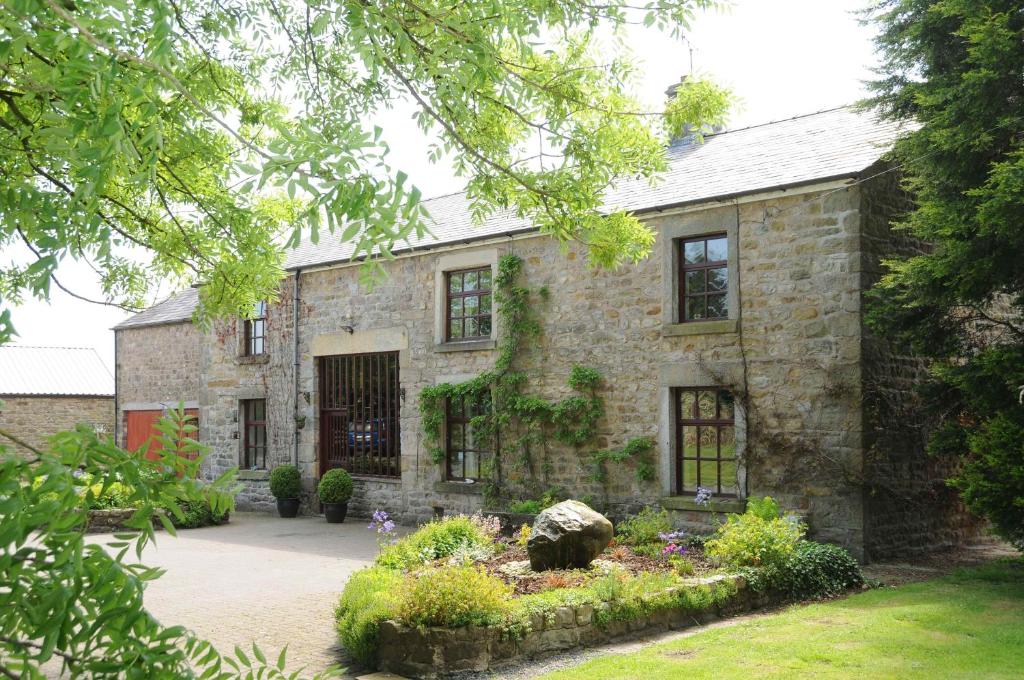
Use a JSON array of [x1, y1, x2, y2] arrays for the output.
[[318, 468, 353, 523], [269, 465, 301, 518]]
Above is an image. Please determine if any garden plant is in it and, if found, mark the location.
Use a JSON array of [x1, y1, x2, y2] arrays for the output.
[[317, 468, 354, 523], [334, 497, 864, 671], [269, 464, 302, 518]]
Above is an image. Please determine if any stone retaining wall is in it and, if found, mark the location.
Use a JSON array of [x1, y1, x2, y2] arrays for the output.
[[376, 574, 778, 678]]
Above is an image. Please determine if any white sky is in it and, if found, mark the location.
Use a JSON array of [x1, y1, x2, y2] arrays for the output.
[[3, 0, 878, 371]]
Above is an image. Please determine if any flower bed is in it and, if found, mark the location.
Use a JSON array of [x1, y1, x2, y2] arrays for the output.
[[375, 572, 776, 678], [76, 473, 230, 532], [335, 499, 864, 678]]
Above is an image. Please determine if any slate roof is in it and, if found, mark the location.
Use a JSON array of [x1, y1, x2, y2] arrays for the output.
[[118, 106, 904, 328], [284, 106, 904, 270], [113, 287, 199, 330], [0, 346, 114, 397]]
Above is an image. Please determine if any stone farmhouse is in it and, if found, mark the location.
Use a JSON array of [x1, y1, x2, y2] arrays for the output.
[[0, 345, 114, 455], [114, 107, 977, 562]]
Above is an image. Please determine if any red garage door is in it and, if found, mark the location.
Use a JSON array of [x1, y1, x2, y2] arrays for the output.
[[125, 409, 199, 462]]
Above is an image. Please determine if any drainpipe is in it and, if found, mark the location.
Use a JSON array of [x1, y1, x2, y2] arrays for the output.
[[113, 330, 119, 447], [292, 269, 302, 469]]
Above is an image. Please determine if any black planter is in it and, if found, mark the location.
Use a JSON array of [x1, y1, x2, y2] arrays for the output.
[[323, 502, 348, 524], [276, 497, 300, 518]]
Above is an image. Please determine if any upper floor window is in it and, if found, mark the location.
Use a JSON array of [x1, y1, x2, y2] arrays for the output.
[[674, 388, 737, 496], [679, 235, 728, 322], [244, 301, 267, 355], [446, 267, 492, 341], [241, 399, 267, 469], [446, 393, 491, 482]]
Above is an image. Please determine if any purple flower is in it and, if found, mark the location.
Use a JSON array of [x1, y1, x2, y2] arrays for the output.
[[695, 487, 713, 507], [662, 543, 687, 557], [381, 520, 396, 534], [658, 529, 687, 543]]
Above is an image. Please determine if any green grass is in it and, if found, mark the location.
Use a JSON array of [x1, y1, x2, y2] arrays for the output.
[[540, 559, 1024, 680]]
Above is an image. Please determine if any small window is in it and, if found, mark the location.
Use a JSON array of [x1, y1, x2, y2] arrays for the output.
[[679, 235, 728, 321], [242, 399, 267, 469], [674, 388, 737, 496], [244, 301, 268, 356], [446, 393, 492, 481], [445, 267, 493, 341]]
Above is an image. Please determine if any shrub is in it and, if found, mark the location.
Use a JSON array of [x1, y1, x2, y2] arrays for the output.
[[335, 567, 403, 666], [396, 565, 512, 628], [745, 495, 781, 521], [705, 505, 804, 570], [516, 523, 531, 547], [508, 499, 542, 514], [615, 506, 671, 546], [772, 541, 864, 599], [82, 481, 135, 510], [318, 468, 353, 504], [507, 488, 563, 515], [376, 516, 491, 570], [169, 498, 229, 529], [268, 465, 301, 499]]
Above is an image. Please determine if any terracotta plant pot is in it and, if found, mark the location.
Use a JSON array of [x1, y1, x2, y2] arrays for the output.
[[276, 497, 300, 518], [323, 502, 348, 524]]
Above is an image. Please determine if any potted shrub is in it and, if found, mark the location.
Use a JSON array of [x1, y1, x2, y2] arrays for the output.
[[269, 465, 301, 518], [318, 468, 353, 523]]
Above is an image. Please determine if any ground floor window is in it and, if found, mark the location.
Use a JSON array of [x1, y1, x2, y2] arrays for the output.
[[674, 387, 737, 496], [446, 393, 492, 481], [242, 399, 267, 469]]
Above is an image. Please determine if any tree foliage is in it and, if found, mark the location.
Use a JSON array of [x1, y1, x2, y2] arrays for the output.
[[864, 0, 1024, 548], [0, 0, 730, 342], [0, 406, 339, 678]]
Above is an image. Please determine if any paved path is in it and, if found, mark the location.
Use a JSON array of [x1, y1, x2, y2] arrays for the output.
[[89, 512, 380, 675]]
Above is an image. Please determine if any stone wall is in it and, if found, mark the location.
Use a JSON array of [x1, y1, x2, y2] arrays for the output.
[[196, 182, 891, 557], [115, 321, 202, 444], [375, 574, 776, 678], [0, 395, 114, 454], [857, 164, 982, 559], [200, 285, 303, 507]]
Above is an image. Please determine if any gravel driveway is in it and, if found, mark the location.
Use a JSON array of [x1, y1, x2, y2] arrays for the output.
[[88, 512, 380, 675]]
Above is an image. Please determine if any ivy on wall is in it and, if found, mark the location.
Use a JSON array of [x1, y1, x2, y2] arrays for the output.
[[420, 254, 654, 505]]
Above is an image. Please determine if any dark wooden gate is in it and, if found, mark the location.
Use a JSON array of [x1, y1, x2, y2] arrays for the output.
[[318, 352, 400, 478]]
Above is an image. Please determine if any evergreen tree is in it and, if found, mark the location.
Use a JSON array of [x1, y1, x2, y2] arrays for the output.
[[865, 0, 1024, 548]]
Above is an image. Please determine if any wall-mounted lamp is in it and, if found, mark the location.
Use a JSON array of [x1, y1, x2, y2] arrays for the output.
[[341, 325, 354, 334], [400, 387, 407, 403]]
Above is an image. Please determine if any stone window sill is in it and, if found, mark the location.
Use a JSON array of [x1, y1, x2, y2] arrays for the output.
[[352, 475, 402, 485], [238, 469, 270, 481], [662, 319, 738, 337], [236, 354, 271, 365], [660, 496, 746, 514], [433, 338, 497, 353], [434, 480, 484, 496]]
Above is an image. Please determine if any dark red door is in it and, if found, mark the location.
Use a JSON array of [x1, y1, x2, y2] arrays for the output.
[[125, 408, 199, 461]]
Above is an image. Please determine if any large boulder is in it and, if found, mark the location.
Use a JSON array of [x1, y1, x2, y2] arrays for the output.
[[527, 500, 614, 571]]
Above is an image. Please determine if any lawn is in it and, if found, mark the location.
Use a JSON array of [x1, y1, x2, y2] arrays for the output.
[[540, 559, 1024, 680]]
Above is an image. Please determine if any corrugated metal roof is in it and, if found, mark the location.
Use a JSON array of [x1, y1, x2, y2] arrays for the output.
[[0, 346, 114, 396], [113, 287, 199, 330], [117, 106, 904, 328], [284, 106, 904, 270]]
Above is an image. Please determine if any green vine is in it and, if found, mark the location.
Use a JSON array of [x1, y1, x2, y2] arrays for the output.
[[420, 254, 649, 504], [589, 437, 656, 485]]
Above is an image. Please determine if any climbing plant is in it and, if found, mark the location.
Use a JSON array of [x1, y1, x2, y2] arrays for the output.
[[420, 254, 654, 503]]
